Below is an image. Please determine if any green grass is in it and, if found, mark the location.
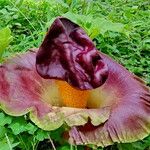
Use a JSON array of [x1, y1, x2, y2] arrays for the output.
[[0, 0, 150, 149]]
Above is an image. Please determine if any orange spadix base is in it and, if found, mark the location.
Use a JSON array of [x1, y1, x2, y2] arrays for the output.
[[57, 81, 89, 108]]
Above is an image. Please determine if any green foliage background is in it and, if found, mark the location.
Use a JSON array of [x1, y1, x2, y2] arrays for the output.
[[0, 0, 149, 149]]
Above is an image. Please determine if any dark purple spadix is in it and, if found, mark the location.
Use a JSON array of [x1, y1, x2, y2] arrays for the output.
[[36, 17, 108, 90]]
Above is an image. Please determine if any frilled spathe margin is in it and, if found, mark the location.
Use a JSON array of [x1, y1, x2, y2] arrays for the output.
[[69, 53, 150, 147]]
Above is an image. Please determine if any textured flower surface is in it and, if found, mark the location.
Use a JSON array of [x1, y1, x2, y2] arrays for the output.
[[36, 17, 108, 90], [0, 17, 150, 147]]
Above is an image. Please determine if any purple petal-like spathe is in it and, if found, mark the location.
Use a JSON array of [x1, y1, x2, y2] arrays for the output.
[[0, 50, 51, 117], [0, 50, 110, 130], [69, 53, 150, 147]]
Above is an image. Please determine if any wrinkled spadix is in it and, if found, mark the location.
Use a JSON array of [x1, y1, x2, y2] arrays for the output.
[[36, 17, 108, 90]]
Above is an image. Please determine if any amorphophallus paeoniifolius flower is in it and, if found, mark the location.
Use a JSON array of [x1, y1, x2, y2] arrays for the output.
[[0, 17, 150, 147]]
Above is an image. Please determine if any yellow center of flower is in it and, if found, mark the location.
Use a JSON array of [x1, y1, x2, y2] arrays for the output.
[[56, 80, 89, 108]]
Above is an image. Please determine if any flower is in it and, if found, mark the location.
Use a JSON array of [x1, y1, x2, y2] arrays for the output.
[[0, 17, 150, 147]]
